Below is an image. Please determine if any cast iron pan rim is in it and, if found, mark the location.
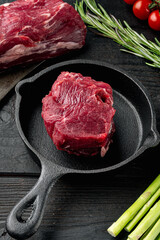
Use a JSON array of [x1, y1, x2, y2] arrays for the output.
[[15, 59, 160, 174]]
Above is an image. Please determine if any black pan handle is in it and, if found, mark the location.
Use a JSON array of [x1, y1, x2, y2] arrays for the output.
[[6, 163, 63, 239]]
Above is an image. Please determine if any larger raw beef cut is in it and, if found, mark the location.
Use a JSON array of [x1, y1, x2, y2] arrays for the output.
[[41, 72, 116, 157], [0, 0, 86, 69]]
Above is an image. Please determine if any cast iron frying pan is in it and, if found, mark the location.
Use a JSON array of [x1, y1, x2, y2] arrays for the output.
[[6, 60, 160, 239]]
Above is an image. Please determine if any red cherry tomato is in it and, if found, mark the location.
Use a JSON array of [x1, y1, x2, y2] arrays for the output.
[[148, 10, 160, 31], [133, 0, 152, 20], [123, 0, 137, 5]]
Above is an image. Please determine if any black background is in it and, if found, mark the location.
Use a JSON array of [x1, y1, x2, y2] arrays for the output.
[[0, 0, 160, 239]]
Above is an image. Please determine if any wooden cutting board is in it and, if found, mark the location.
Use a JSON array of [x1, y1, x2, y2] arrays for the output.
[[0, 63, 41, 101]]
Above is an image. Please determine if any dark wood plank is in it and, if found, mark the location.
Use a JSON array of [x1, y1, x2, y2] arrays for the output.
[[0, 0, 160, 174], [0, 162, 159, 240], [0, 0, 160, 239], [0, 93, 40, 175], [0, 64, 41, 102], [0, 37, 160, 174]]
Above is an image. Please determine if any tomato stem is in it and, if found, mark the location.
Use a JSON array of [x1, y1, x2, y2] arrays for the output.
[[149, 0, 160, 11]]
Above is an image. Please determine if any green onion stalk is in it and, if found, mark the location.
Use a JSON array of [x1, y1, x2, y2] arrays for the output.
[[141, 218, 160, 240], [75, 0, 160, 68], [128, 201, 160, 240], [156, 233, 160, 240], [125, 188, 160, 232], [107, 174, 160, 237]]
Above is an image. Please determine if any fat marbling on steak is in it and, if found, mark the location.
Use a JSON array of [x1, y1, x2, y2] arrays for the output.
[[0, 0, 86, 69], [41, 72, 116, 157]]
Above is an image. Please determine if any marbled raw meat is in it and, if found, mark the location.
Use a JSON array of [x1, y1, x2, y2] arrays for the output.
[[0, 0, 86, 69], [42, 72, 116, 157]]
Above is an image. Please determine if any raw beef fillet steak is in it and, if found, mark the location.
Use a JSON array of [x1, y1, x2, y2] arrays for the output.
[[41, 72, 116, 157], [0, 0, 86, 69]]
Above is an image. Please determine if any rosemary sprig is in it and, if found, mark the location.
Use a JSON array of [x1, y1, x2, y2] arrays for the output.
[[75, 0, 160, 68]]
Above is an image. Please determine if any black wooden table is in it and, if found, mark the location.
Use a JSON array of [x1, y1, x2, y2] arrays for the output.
[[0, 0, 160, 239]]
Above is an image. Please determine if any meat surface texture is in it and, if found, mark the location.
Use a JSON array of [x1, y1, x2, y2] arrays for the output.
[[0, 0, 86, 69], [42, 72, 116, 157]]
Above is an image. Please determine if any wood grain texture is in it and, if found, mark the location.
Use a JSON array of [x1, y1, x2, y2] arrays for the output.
[[0, 64, 40, 102], [0, 164, 159, 240], [0, 0, 160, 173], [0, 0, 160, 239]]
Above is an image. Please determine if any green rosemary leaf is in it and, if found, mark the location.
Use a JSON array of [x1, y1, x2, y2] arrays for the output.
[[155, 38, 160, 47], [75, 0, 160, 68]]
